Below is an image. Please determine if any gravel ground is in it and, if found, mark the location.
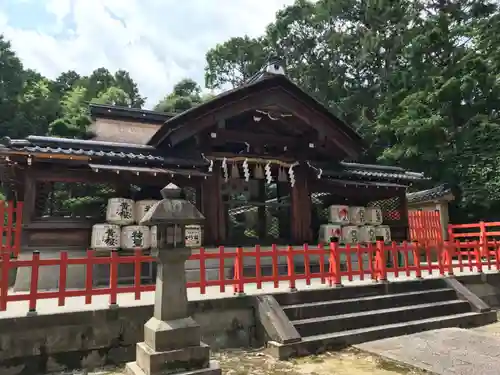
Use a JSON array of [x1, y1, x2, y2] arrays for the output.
[[53, 348, 426, 375]]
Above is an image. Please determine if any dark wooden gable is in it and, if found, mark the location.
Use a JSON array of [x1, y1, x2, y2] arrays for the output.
[[148, 73, 365, 160]]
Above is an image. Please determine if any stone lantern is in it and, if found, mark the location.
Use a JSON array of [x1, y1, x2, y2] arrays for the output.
[[125, 184, 221, 375]]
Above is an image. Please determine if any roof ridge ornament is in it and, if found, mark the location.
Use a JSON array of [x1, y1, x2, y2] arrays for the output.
[[264, 53, 286, 76]]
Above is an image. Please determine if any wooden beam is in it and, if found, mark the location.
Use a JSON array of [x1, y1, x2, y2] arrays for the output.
[[270, 89, 360, 159], [28, 167, 202, 187], [212, 129, 299, 147], [166, 87, 362, 159]]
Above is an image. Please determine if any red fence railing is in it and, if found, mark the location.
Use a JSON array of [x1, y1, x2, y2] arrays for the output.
[[0, 201, 23, 258], [448, 221, 500, 244], [408, 210, 443, 246], [2, 241, 498, 314]]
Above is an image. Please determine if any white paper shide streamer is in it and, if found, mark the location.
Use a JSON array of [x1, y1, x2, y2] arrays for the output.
[[264, 162, 273, 184], [242, 159, 250, 181], [288, 162, 299, 187], [222, 157, 228, 181]]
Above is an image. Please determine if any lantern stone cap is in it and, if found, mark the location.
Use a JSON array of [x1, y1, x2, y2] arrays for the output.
[[140, 185, 205, 226]]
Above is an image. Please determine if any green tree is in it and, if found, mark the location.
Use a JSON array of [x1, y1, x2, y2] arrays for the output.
[[155, 78, 209, 113], [203, 0, 500, 221], [0, 35, 26, 138]]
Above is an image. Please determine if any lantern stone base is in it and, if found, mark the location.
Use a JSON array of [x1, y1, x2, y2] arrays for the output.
[[125, 317, 221, 375]]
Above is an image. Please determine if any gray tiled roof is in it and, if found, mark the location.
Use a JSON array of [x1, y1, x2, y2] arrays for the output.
[[1, 136, 208, 167], [406, 184, 453, 203], [322, 162, 428, 182]]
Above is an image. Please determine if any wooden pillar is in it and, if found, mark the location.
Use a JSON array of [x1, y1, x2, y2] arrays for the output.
[[201, 164, 226, 245], [291, 166, 312, 244], [215, 168, 226, 243], [399, 188, 410, 240], [22, 172, 36, 225]]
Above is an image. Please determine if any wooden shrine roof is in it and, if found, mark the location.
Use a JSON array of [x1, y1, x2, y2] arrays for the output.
[[406, 184, 454, 204], [148, 73, 365, 158], [89, 103, 175, 124], [0, 136, 207, 168], [0, 135, 428, 185]]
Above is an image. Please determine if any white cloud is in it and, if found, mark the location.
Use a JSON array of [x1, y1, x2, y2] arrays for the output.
[[1, 0, 296, 108]]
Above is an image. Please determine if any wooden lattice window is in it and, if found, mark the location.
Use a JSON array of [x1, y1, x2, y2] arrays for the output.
[[223, 180, 290, 245], [367, 196, 405, 224]]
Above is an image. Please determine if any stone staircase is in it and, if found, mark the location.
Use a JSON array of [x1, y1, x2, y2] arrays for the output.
[[262, 278, 497, 359]]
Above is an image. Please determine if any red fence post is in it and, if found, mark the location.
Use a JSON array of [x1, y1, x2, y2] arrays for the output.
[[85, 250, 94, 305], [28, 251, 40, 314], [0, 250, 10, 311], [13, 202, 23, 258], [287, 246, 297, 292], [479, 221, 487, 257], [58, 251, 68, 306], [233, 247, 245, 295], [255, 245, 262, 290], [5, 203, 13, 256], [271, 244, 279, 289], [473, 241, 483, 274], [375, 241, 387, 282], [329, 242, 342, 287], [304, 243, 311, 286], [218, 246, 225, 293], [199, 247, 206, 295], [109, 249, 119, 307], [134, 248, 142, 300]]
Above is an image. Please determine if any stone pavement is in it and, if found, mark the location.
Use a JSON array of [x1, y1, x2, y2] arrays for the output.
[[0, 267, 489, 318], [356, 327, 500, 375]]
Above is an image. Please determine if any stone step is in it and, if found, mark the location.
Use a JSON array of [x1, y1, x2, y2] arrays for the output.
[[267, 310, 498, 359], [274, 278, 448, 306], [291, 300, 471, 337], [282, 288, 457, 320]]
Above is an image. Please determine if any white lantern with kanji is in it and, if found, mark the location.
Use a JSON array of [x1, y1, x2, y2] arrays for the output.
[[349, 206, 366, 225], [342, 226, 360, 244], [106, 198, 135, 225], [328, 205, 350, 224], [135, 200, 159, 223], [121, 225, 151, 250], [375, 225, 392, 242], [359, 225, 377, 243], [366, 207, 383, 225], [91, 224, 121, 250], [318, 224, 342, 243]]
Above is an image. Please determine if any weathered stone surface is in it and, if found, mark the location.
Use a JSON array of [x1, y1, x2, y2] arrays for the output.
[[255, 295, 301, 344], [153, 249, 192, 322], [126, 360, 221, 375], [356, 327, 500, 375], [136, 342, 210, 375], [144, 317, 201, 352]]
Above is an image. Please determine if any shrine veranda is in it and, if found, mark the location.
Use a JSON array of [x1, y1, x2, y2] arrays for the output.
[[0, 60, 429, 289]]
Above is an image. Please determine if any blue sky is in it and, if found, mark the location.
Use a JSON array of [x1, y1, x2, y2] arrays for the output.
[[0, 0, 295, 108]]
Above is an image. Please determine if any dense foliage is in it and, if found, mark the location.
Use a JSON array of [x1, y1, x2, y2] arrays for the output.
[[204, 0, 500, 222], [1, 0, 500, 221]]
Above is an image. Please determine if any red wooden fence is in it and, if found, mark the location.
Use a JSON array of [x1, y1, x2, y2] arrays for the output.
[[408, 210, 443, 246], [2, 241, 498, 314], [0, 201, 23, 258]]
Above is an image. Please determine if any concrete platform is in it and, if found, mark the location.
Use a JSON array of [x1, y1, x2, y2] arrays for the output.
[[356, 327, 500, 375]]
